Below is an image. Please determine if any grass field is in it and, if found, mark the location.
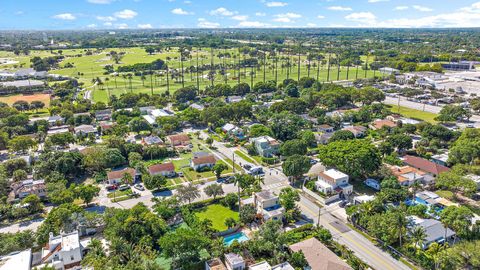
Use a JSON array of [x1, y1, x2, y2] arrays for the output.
[[195, 204, 239, 231], [0, 47, 378, 103], [234, 150, 258, 165], [388, 105, 438, 123]]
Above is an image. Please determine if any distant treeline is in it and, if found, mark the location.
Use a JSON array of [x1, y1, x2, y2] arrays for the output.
[[117, 59, 166, 73]]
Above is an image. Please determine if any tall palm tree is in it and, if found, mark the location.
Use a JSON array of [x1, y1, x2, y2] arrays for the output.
[[105, 77, 110, 101], [425, 242, 447, 270], [165, 64, 170, 93], [196, 47, 200, 90], [297, 44, 301, 81], [127, 73, 133, 92], [326, 51, 332, 82], [410, 226, 427, 249]]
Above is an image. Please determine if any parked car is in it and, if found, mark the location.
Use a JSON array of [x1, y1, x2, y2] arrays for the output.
[[118, 184, 130, 191], [243, 164, 252, 170], [178, 171, 184, 177], [133, 184, 145, 191], [106, 185, 117, 191]]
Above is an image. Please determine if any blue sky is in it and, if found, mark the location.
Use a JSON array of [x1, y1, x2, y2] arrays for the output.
[[1, 0, 480, 30]]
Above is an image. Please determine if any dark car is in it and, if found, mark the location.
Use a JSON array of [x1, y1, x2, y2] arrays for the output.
[[106, 185, 117, 191]]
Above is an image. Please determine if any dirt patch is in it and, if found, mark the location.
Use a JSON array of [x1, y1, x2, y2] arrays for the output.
[[0, 93, 51, 107]]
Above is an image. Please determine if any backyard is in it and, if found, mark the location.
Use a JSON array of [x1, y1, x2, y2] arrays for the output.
[[194, 204, 239, 231], [388, 105, 438, 123]]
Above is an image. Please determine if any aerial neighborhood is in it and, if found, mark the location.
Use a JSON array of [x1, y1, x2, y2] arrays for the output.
[[0, 13, 480, 270]]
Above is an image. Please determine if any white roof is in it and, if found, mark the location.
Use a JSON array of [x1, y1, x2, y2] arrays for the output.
[[151, 109, 173, 118], [143, 115, 156, 125], [222, 123, 237, 132], [271, 262, 295, 270], [249, 261, 272, 270], [49, 231, 80, 252], [0, 250, 31, 270], [354, 195, 375, 203], [323, 169, 348, 180]]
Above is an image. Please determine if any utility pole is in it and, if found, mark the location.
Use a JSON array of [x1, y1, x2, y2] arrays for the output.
[[317, 206, 322, 227]]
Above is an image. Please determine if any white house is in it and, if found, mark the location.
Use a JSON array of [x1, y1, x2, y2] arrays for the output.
[[148, 162, 176, 178], [254, 190, 284, 221], [39, 231, 83, 270], [316, 169, 353, 200], [190, 154, 216, 171], [249, 136, 280, 158], [224, 253, 245, 270]]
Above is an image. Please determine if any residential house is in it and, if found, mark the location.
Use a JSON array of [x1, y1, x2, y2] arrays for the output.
[[411, 191, 458, 213], [0, 249, 32, 270], [379, 67, 400, 75], [342, 126, 367, 138], [403, 155, 450, 178], [142, 108, 175, 125], [148, 162, 176, 178], [317, 124, 334, 133], [353, 195, 375, 205], [190, 154, 216, 171], [38, 231, 83, 270], [466, 174, 480, 190], [9, 179, 47, 201], [224, 253, 245, 270], [98, 121, 115, 134], [166, 134, 191, 148], [74, 125, 96, 136], [315, 169, 353, 200], [189, 103, 205, 111], [249, 261, 294, 270], [95, 109, 112, 121], [254, 190, 285, 221], [369, 119, 397, 130], [314, 132, 334, 145], [47, 115, 65, 127], [226, 96, 243, 103], [139, 106, 156, 115], [408, 216, 456, 249], [289, 237, 352, 270], [431, 153, 449, 167], [389, 165, 427, 186], [250, 136, 280, 158], [141, 135, 164, 146], [222, 123, 245, 140], [107, 168, 136, 185], [205, 258, 227, 270]]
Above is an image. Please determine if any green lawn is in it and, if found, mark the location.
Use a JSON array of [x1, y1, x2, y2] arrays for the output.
[[388, 105, 438, 123], [194, 204, 239, 231], [234, 150, 257, 164], [107, 189, 132, 198]]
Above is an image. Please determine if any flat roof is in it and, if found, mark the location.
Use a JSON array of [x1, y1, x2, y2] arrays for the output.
[[0, 250, 31, 270]]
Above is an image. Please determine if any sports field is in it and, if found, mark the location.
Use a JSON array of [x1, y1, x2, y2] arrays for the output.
[[0, 93, 51, 107]]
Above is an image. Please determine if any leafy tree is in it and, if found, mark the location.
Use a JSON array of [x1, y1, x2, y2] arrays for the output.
[[46, 132, 75, 148], [249, 124, 272, 138], [448, 128, 480, 165], [386, 134, 413, 153], [82, 147, 126, 173], [153, 196, 180, 220], [409, 226, 427, 249], [129, 117, 151, 134], [279, 187, 300, 211], [290, 251, 308, 269], [222, 193, 238, 209], [30, 101, 45, 112], [75, 184, 100, 206], [224, 217, 237, 228], [174, 86, 197, 103], [12, 169, 27, 182], [128, 152, 143, 167], [159, 227, 210, 269], [355, 86, 385, 105], [12, 100, 29, 111], [440, 206, 474, 239], [121, 172, 134, 185], [435, 105, 471, 122], [204, 183, 224, 200], [212, 163, 228, 179], [330, 130, 355, 142], [270, 112, 307, 141], [239, 204, 256, 224], [143, 174, 167, 191], [437, 240, 480, 269], [299, 130, 316, 147], [280, 139, 307, 157], [0, 231, 35, 256], [176, 183, 200, 204], [8, 135, 36, 153], [318, 139, 381, 179], [282, 155, 312, 181], [436, 170, 477, 197], [21, 194, 43, 214]]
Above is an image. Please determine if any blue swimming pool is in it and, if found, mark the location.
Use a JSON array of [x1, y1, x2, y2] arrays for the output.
[[223, 232, 249, 246]]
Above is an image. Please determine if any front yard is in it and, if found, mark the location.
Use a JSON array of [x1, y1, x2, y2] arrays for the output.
[[194, 204, 239, 231]]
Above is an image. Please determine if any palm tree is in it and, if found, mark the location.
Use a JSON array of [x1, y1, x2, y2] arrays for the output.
[[178, 47, 185, 88], [196, 47, 200, 90], [426, 242, 447, 270], [127, 73, 133, 92], [113, 73, 118, 89], [177, 183, 200, 204], [140, 73, 146, 87], [297, 44, 301, 81], [409, 226, 427, 249], [122, 74, 127, 93], [105, 77, 110, 101], [326, 51, 332, 82], [394, 208, 408, 247]]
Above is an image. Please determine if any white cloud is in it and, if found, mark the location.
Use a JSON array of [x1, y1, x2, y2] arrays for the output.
[[171, 8, 193, 15], [210, 7, 235, 16], [232, 15, 248, 21], [52, 13, 76, 20], [197, 18, 220, 28], [103, 22, 113, 26], [327, 6, 352, 11], [87, 24, 97, 28], [306, 23, 317, 27], [395, 6, 409, 11], [255, 12, 266, 16], [96, 16, 116, 22], [317, 15, 325, 19], [237, 21, 268, 27], [412, 5, 433, 12], [116, 23, 129, 29], [87, 0, 115, 4], [273, 12, 301, 23], [368, 0, 389, 2], [265, 1, 288, 7], [114, 9, 138, 19], [345, 12, 377, 25], [138, 23, 153, 29], [184, 0, 192, 4]]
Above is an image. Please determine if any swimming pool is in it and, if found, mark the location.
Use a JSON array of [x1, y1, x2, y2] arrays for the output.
[[223, 232, 249, 246]]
